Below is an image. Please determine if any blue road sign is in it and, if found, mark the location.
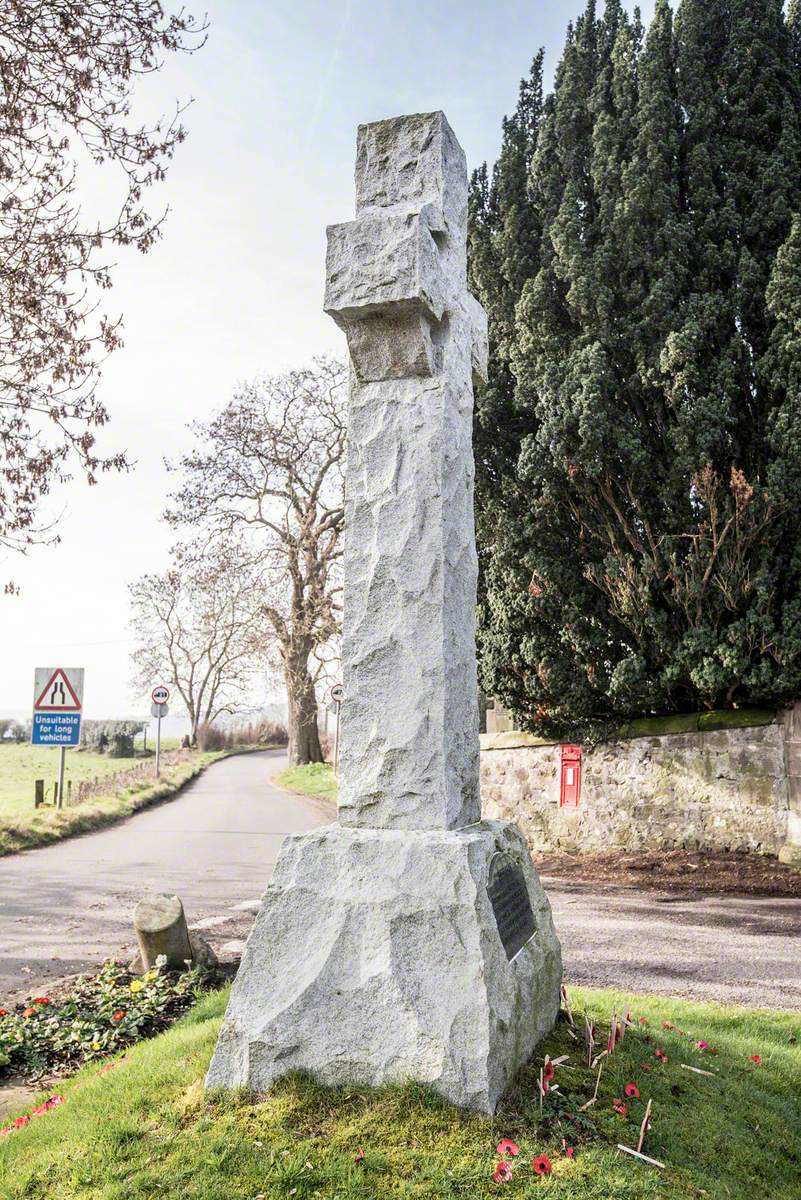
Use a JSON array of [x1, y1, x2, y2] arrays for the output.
[[32, 712, 81, 747]]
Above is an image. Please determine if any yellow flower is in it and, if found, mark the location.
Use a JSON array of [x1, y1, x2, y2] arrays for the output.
[[130, 979, 144, 994], [145, 970, 157, 982], [91, 1041, 101, 1051]]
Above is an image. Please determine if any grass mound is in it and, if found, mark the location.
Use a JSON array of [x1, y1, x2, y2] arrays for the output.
[[1, 987, 798, 1198]]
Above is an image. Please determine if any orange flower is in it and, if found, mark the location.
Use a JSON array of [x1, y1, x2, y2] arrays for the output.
[[33, 997, 50, 1006], [496, 1139, 520, 1157], [624, 1082, 640, 1099], [112, 1010, 126, 1022], [22, 1007, 36, 1018], [493, 1162, 513, 1183], [0, 1008, 7, 1017], [532, 1154, 552, 1175]]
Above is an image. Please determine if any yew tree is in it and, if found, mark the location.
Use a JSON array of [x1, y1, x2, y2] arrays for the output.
[[470, 0, 801, 738]]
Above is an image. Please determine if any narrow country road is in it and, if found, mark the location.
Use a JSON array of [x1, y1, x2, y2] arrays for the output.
[[0, 750, 330, 1002], [1, 749, 799, 1010]]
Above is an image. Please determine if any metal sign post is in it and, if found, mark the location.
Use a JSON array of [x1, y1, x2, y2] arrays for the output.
[[151, 686, 170, 779], [32, 667, 85, 808], [330, 683, 344, 776]]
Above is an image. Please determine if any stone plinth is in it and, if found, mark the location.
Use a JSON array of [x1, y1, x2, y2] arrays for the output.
[[206, 821, 561, 1111]]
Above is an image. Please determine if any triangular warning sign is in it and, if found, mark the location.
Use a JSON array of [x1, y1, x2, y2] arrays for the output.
[[35, 668, 82, 712]]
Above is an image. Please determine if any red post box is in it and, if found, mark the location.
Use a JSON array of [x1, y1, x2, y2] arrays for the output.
[[559, 744, 582, 807]]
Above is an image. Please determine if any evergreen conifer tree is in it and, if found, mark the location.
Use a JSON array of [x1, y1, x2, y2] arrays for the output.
[[471, 0, 801, 736]]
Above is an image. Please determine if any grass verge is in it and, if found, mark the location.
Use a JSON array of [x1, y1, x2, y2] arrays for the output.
[[275, 761, 338, 804], [1, 986, 798, 1199], [0, 746, 275, 857]]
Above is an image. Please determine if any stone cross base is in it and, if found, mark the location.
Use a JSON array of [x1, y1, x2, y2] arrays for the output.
[[205, 822, 562, 1112]]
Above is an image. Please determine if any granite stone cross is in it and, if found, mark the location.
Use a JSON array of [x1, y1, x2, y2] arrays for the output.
[[324, 111, 488, 831], [206, 112, 561, 1113]]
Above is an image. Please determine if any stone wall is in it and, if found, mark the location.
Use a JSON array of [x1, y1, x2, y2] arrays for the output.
[[480, 720, 792, 856]]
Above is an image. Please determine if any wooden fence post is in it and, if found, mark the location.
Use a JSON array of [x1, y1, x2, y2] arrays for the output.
[[34, 779, 44, 809]]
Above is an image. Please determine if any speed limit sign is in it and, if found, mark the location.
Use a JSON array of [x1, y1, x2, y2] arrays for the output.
[[151, 684, 170, 705]]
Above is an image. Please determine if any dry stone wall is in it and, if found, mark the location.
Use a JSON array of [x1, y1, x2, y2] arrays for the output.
[[480, 722, 790, 856]]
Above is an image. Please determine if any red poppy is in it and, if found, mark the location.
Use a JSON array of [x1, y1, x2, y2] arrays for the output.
[[22, 1007, 36, 1018], [624, 1082, 640, 1099], [654, 1048, 668, 1063], [33, 997, 50, 1006], [13, 1115, 30, 1128], [493, 1162, 513, 1183], [543, 1059, 556, 1084], [112, 1010, 126, 1022], [532, 1154, 552, 1175], [750, 1054, 762, 1065], [612, 1098, 628, 1116], [0, 1009, 7, 1017], [562, 1139, 575, 1158], [496, 1139, 520, 1157], [0, 1127, 13, 1138]]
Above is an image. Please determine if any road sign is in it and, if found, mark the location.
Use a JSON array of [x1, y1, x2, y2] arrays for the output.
[[34, 667, 83, 712], [330, 683, 344, 704], [151, 702, 169, 719], [151, 685, 170, 705], [32, 667, 84, 747]]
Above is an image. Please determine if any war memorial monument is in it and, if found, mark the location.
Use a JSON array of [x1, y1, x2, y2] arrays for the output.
[[206, 111, 562, 1112]]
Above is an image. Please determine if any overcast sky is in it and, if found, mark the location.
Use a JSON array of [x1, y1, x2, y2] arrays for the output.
[[0, 0, 654, 722]]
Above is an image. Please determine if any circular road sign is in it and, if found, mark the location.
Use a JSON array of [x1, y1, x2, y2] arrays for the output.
[[330, 683, 344, 704], [150, 701, 169, 719], [151, 685, 170, 705]]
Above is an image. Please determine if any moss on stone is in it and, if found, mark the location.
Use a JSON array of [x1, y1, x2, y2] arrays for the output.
[[618, 709, 776, 740]]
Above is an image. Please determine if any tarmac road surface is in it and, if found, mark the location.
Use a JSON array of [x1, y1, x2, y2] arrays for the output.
[[1, 748, 799, 1010]]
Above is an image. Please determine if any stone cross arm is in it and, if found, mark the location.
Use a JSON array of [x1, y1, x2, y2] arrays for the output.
[[324, 111, 487, 387]]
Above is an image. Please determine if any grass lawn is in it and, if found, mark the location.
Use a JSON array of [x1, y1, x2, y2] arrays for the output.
[[1, 986, 798, 1199], [276, 761, 338, 803], [0, 743, 224, 856]]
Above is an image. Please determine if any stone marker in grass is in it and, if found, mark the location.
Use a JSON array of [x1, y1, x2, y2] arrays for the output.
[[133, 894, 192, 971], [206, 111, 562, 1112]]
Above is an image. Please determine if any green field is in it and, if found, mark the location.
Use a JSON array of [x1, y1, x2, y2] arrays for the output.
[[0, 744, 143, 819], [1, 986, 798, 1199], [0, 742, 217, 857]]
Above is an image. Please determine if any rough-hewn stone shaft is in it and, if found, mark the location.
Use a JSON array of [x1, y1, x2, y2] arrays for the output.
[[324, 111, 488, 831]]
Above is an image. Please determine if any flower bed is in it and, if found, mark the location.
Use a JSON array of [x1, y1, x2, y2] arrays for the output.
[[0, 958, 216, 1080]]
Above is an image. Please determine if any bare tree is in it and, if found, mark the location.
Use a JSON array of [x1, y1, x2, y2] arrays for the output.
[[0, 1, 206, 551], [167, 358, 346, 765], [129, 541, 270, 742]]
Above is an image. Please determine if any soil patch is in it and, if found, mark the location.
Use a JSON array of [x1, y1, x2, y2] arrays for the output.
[[534, 848, 801, 897]]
